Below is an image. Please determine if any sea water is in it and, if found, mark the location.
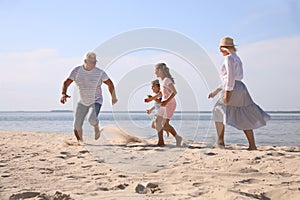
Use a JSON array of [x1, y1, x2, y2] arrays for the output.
[[0, 111, 299, 147]]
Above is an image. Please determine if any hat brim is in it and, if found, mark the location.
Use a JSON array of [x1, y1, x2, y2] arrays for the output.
[[219, 44, 236, 47]]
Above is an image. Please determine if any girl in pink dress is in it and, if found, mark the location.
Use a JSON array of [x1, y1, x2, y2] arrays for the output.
[[154, 63, 182, 146]]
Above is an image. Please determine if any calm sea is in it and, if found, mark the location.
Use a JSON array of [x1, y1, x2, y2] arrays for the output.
[[0, 111, 299, 147]]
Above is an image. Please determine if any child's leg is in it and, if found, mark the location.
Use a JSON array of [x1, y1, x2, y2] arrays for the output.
[[155, 116, 165, 146], [151, 116, 157, 129]]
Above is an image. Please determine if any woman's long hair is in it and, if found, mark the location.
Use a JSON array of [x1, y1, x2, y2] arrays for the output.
[[155, 63, 175, 84]]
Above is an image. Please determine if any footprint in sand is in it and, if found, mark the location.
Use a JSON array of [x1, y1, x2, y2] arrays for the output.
[[238, 178, 260, 184], [97, 187, 109, 191], [96, 183, 129, 192], [1, 173, 11, 178], [56, 151, 73, 159], [40, 168, 54, 174], [9, 192, 41, 200], [239, 167, 259, 173], [79, 150, 89, 154], [192, 182, 205, 187], [66, 175, 86, 179], [112, 183, 129, 190], [266, 152, 285, 157], [269, 172, 292, 177], [0, 163, 7, 168], [281, 180, 300, 185], [204, 152, 217, 156], [81, 165, 92, 169]]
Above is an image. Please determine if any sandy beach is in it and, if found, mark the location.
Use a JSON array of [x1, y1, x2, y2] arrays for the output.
[[1, 130, 300, 200]]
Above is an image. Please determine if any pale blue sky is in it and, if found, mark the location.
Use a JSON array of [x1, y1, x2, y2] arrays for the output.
[[0, 0, 299, 111]]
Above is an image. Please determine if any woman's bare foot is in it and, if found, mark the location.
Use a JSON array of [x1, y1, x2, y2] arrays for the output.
[[214, 141, 225, 149], [157, 142, 165, 147], [217, 140, 225, 148], [217, 144, 225, 149], [247, 146, 257, 151], [218, 140, 225, 146]]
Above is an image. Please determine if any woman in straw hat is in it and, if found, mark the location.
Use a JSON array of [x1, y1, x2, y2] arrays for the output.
[[208, 37, 270, 150]]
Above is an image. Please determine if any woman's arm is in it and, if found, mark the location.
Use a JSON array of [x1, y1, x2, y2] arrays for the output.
[[223, 90, 230, 104], [208, 87, 222, 99]]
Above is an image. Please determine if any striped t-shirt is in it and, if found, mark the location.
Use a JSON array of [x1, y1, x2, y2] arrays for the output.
[[68, 65, 109, 106]]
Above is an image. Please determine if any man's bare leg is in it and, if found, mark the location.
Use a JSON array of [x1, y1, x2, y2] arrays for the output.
[[94, 123, 101, 140]]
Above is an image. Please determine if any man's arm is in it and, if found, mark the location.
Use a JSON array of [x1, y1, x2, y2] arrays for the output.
[[60, 79, 73, 104], [103, 79, 118, 105]]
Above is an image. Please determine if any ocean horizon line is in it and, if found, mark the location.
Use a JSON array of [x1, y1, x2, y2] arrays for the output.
[[0, 110, 300, 114]]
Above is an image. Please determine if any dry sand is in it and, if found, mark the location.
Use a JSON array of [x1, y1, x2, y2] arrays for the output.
[[0, 130, 300, 200]]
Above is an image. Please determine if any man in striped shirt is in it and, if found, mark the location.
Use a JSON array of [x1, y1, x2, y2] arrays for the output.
[[60, 52, 118, 144]]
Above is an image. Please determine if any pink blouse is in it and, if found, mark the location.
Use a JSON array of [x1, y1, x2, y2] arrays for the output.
[[161, 77, 176, 104]]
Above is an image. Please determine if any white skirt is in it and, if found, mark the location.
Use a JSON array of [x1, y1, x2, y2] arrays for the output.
[[213, 81, 270, 130]]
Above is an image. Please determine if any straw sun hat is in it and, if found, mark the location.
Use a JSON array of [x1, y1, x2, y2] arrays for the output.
[[219, 37, 236, 47]]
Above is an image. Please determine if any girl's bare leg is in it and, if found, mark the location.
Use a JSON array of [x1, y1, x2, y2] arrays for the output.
[[215, 122, 225, 147], [243, 129, 257, 150], [163, 119, 182, 146]]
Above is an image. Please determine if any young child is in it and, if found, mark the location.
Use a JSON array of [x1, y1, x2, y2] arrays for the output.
[[145, 80, 170, 136]]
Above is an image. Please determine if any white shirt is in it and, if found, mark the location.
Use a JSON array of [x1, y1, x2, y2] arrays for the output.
[[220, 53, 243, 91], [68, 65, 109, 106]]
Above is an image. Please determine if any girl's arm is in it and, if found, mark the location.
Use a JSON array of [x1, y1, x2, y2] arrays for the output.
[[161, 83, 177, 107]]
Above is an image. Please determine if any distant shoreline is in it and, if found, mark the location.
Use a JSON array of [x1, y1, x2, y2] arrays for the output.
[[0, 110, 300, 114]]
